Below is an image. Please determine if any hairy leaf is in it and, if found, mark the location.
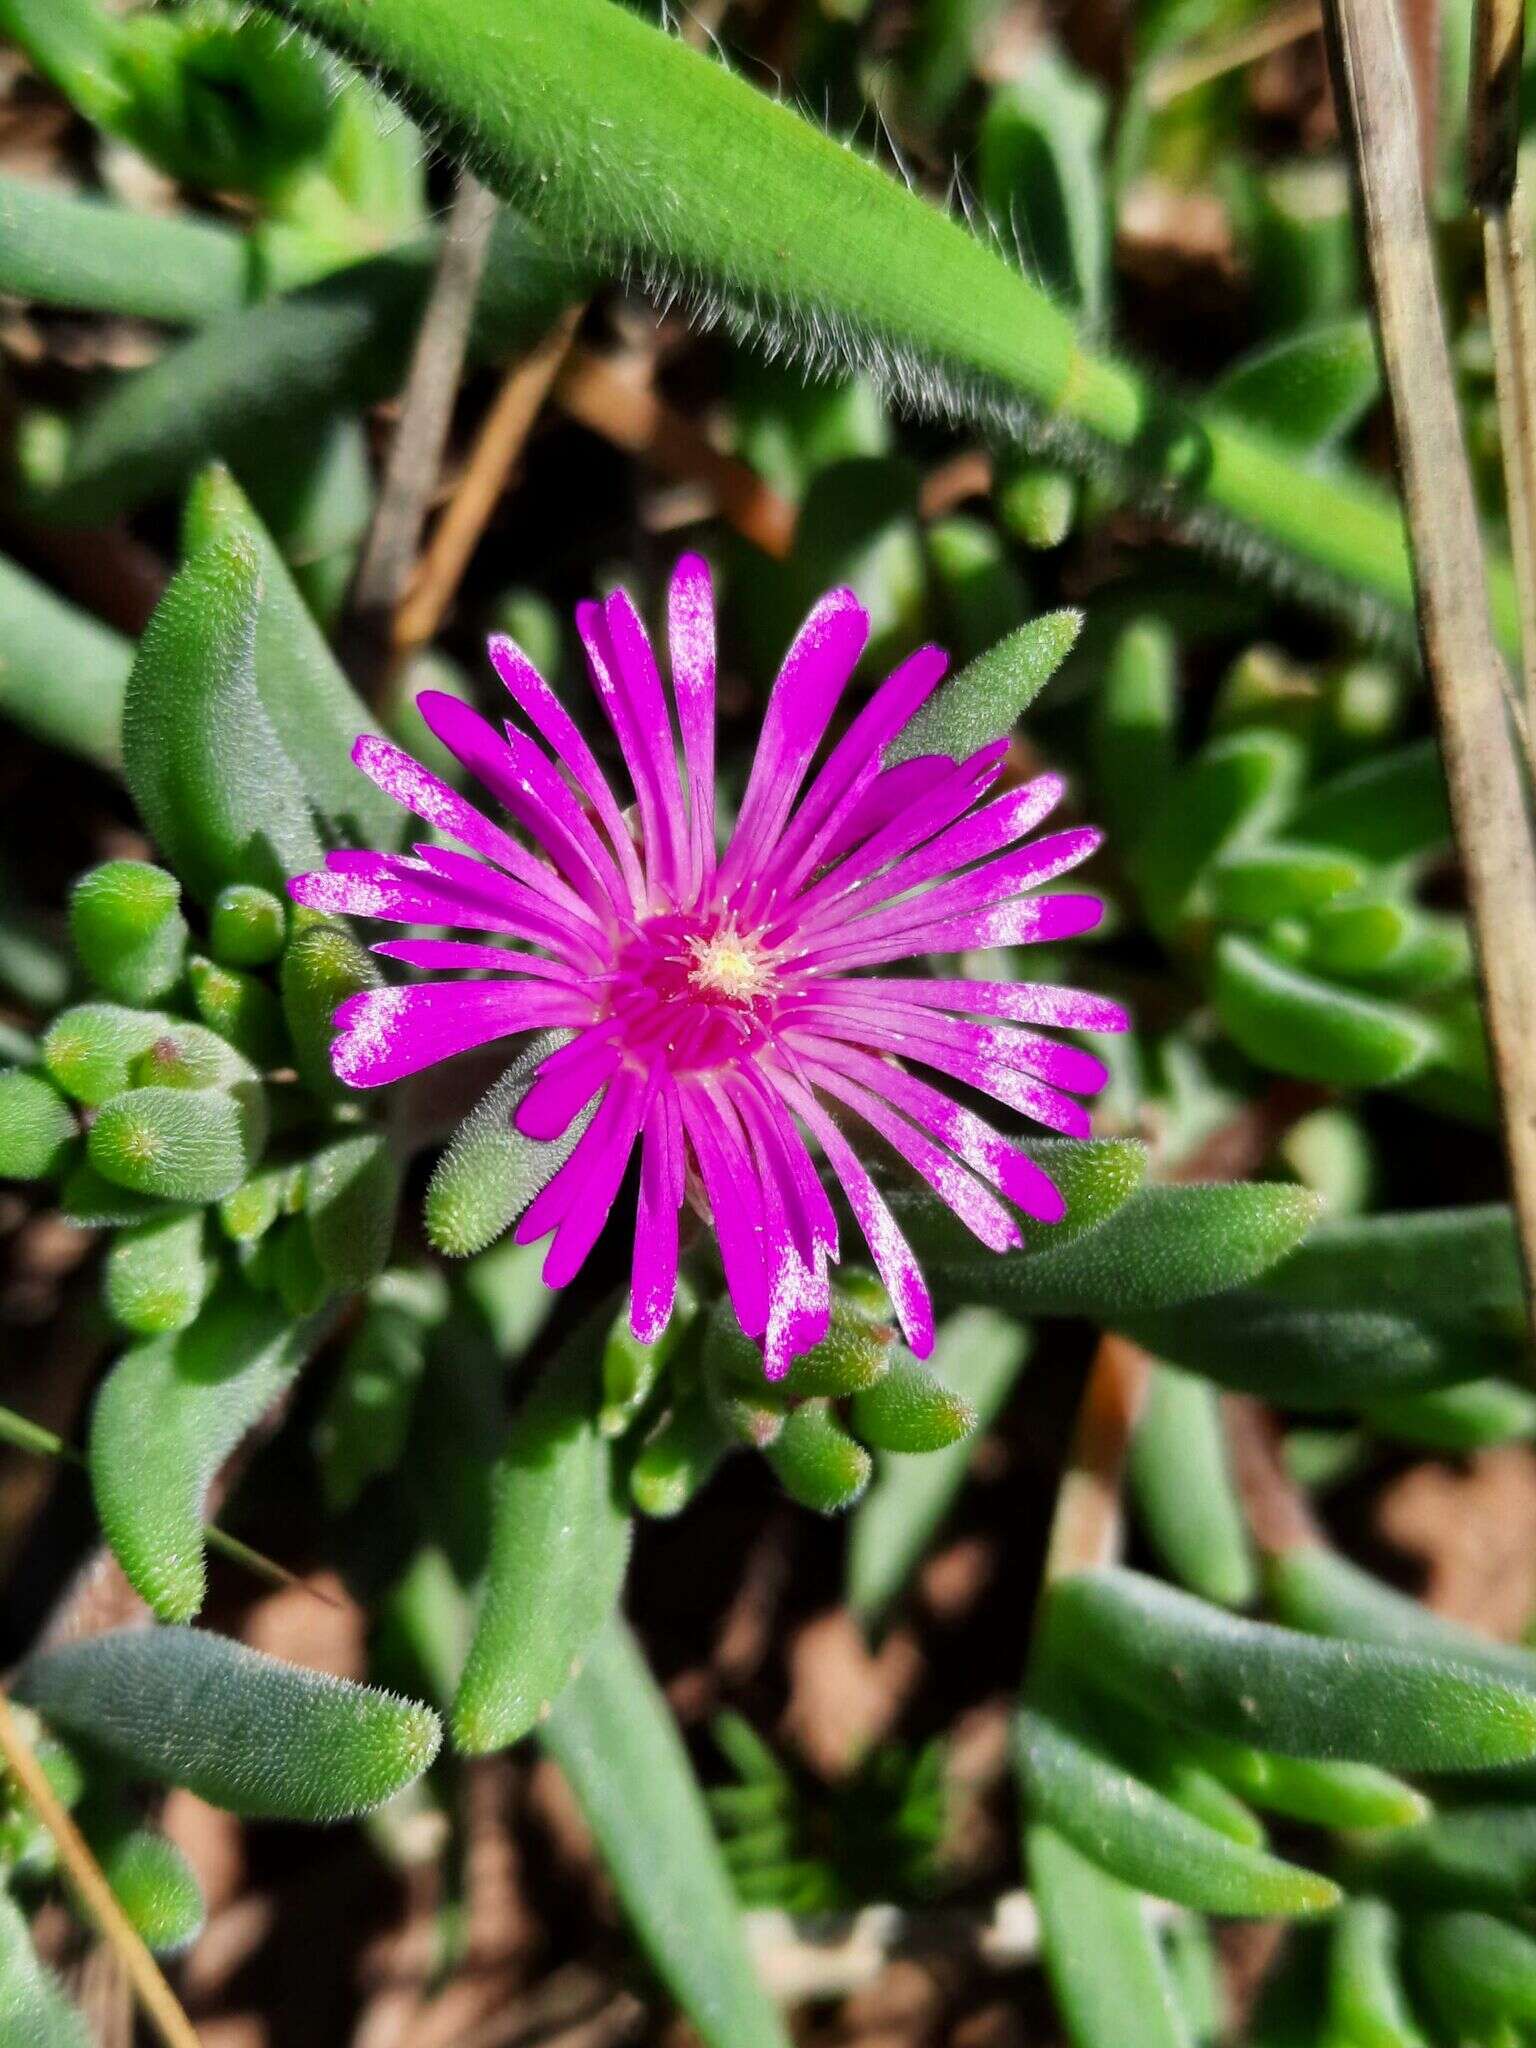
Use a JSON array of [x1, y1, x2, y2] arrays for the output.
[[17, 1627, 440, 1820], [454, 1311, 632, 1752], [89, 1280, 326, 1620]]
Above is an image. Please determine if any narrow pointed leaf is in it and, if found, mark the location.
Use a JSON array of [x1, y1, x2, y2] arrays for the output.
[[1027, 1825, 1196, 2048], [1046, 1568, 1536, 1770], [935, 1182, 1320, 1319], [543, 1616, 789, 2048], [1017, 1701, 1337, 1916], [1209, 317, 1380, 450], [184, 467, 400, 846], [0, 550, 130, 770], [891, 610, 1082, 763], [1213, 935, 1440, 1087], [1130, 1363, 1257, 1607]]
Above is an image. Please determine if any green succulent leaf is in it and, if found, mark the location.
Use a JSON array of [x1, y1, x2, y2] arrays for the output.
[[0, 1070, 77, 1181], [978, 49, 1109, 320], [1044, 1568, 1536, 1771], [1027, 1824, 1195, 2048], [425, 1031, 590, 1256], [1091, 616, 1178, 850], [453, 1311, 632, 1753], [122, 532, 322, 901], [103, 1209, 214, 1336], [1213, 935, 1441, 1087], [1209, 317, 1381, 450], [90, 1821, 207, 1956], [1016, 1699, 1338, 1916], [16, 1626, 441, 1821], [313, 1277, 440, 1511], [0, 166, 251, 326], [89, 1280, 327, 1621], [1261, 1204, 1522, 1331], [280, 927, 379, 1110], [187, 954, 290, 1068], [889, 1135, 1147, 1266], [1326, 1898, 1428, 2048], [1129, 1362, 1257, 1608], [765, 1400, 873, 1513], [891, 610, 1082, 764], [849, 1356, 976, 1452], [934, 1181, 1320, 1319], [0, 1893, 89, 2048], [1288, 738, 1449, 862], [542, 1616, 789, 2048], [0, 548, 130, 771], [87, 1082, 266, 1205], [69, 860, 188, 1007], [305, 1130, 401, 1294], [183, 466, 401, 847], [1131, 730, 1304, 942], [1416, 1911, 1536, 2026], [631, 1385, 735, 1519], [209, 884, 288, 969]]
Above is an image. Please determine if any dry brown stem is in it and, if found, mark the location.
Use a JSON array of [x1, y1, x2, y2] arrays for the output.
[[1324, 0, 1536, 1357]]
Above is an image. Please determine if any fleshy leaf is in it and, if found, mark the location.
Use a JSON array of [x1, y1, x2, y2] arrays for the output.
[[1129, 1362, 1257, 1608], [425, 1031, 591, 1257], [542, 1615, 790, 2048], [453, 1310, 631, 1753], [1045, 1568, 1536, 1771], [1027, 1824, 1199, 2048], [121, 532, 322, 901], [16, 1626, 440, 1821], [1213, 935, 1440, 1087], [89, 1280, 327, 1620], [890, 610, 1082, 763]]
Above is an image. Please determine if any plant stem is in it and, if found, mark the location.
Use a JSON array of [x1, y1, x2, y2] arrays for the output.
[[0, 1690, 202, 2048], [0, 1401, 322, 1601], [1323, 0, 1536, 1357]]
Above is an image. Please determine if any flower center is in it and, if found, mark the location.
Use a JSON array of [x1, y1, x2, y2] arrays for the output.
[[605, 909, 782, 1072], [684, 919, 775, 1003]]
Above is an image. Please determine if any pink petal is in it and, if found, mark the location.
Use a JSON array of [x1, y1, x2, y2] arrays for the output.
[[770, 1068, 935, 1357], [679, 1082, 771, 1339], [488, 635, 647, 911], [515, 1025, 624, 1139], [331, 981, 591, 1087], [718, 587, 868, 890], [667, 553, 717, 904], [542, 1069, 647, 1288], [370, 938, 582, 983], [835, 978, 1131, 1035], [631, 1085, 685, 1343]]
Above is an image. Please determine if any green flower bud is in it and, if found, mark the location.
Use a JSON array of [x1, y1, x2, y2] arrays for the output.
[[767, 1401, 871, 1513], [850, 1358, 976, 1453], [208, 883, 287, 968], [188, 955, 289, 1067]]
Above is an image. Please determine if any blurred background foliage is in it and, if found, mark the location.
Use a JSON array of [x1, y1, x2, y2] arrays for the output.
[[1, 0, 1536, 2044]]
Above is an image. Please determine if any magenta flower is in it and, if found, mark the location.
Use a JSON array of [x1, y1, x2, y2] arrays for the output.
[[290, 558, 1126, 1377]]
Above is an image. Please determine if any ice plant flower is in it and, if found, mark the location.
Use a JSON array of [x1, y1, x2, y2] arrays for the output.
[[290, 558, 1127, 1377]]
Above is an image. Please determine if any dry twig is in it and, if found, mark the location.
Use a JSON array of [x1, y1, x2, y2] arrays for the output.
[[1323, 0, 1536, 1354], [393, 305, 586, 657], [352, 172, 500, 639], [0, 1690, 202, 2048]]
